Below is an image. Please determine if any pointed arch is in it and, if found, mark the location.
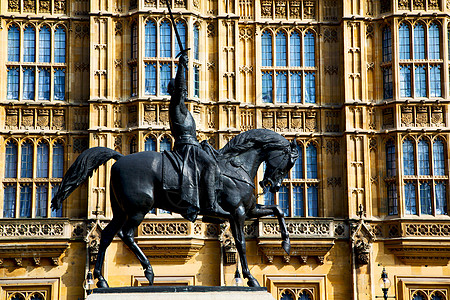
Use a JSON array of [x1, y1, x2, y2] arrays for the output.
[[8, 24, 20, 62]]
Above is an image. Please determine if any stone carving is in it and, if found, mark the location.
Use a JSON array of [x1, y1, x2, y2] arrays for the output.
[[37, 109, 50, 128], [207, 107, 216, 128], [324, 66, 338, 75], [8, 0, 20, 11], [219, 223, 237, 265], [113, 106, 122, 128], [388, 224, 400, 238], [128, 105, 137, 127], [54, 0, 66, 13], [325, 111, 339, 132], [327, 177, 341, 187], [52, 109, 65, 130], [382, 108, 394, 128], [144, 0, 156, 6], [413, 0, 425, 9], [262, 111, 274, 129], [401, 106, 414, 127], [73, 138, 88, 153], [193, 0, 199, 8], [0, 222, 65, 237], [74, 108, 89, 130], [334, 223, 345, 237], [207, 23, 215, 37], [291, 112, 303, 130], [305, 111, 317, 132], [354, 238, 370, 265], [174, 0, 186, 8], [261, 0, 273, 17], [40, 0, 50, 12], [262, 221, 331, 237], [24, 0, 36, 12], [115, 21, 123, 35], [326, 139, 340, 154], [398, 0, 410, 9], [141, 222, 189, 236], [114, 136, 122, 152], [405, 223, 450, 237], [22, 109, 34, 128], [276, 112, 288, 131], [240, 110, 254, 131], [159, 105, 169, 125], [431, 106, 444, 127], [275, 0, 287, 18], [144, 104, 156, 125], [6, 108, 18, 129], [323, 28, 338, 43], [416, 106, 429, 127], [324, 0, 337, 20], [304, 0, 315, 18], [239, 27, 253, 40], [206, 224, 220, 238], [289, 0, 301, 18]]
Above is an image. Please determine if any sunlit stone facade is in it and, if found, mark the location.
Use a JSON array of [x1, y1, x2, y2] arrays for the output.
[[1, 0, 450, 299]]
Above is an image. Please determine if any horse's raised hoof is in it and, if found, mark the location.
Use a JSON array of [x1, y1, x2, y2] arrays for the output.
[[96, 278, 109, 288], [282, 240, 291, 255], [246, 278, 260, 287], [145, 269, 154, 286]]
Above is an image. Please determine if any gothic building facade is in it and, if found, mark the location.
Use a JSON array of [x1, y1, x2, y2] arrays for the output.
[[0, 0, 450, 299]]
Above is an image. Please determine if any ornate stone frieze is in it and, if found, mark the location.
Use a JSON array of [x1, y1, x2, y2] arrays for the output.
[[260, 219, 334, 238], [8, 0, 20, 11], [54, 0, 66, 13], [289, 0, 301, 18], [413, 0, 425, 10], [303, 0, 315, 18], [398, 0, 410, 9], [141, 222, 189, 236], [0, 222, 66, 238], [52, 109, 65, 130], [6, 108, 18, 129], [240, 110, 254, 131], [40, 0, 50, 12], [261, 0, 273, 17], [275, 0, 287, 18], [382, 107, 394, 128]]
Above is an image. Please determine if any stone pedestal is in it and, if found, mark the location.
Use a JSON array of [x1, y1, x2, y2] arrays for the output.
[[87, 286, 275, 300]]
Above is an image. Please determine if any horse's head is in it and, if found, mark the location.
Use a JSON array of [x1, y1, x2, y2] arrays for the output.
[[260, 141, 299, 193]]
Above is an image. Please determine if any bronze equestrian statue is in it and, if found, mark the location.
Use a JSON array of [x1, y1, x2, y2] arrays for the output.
[[51, 40, 298, 289]]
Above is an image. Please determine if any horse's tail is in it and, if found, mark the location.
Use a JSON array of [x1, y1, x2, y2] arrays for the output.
[[51, 147, 124, 211]]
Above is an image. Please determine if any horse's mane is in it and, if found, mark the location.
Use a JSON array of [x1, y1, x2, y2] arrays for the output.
[[218, 129, 289, 157]]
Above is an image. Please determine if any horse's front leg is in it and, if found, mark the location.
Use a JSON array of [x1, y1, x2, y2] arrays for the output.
[[229, 205, 260, 287], [248, 204, 290, 255]]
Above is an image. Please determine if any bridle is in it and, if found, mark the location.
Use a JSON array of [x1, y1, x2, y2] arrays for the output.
[[259, 146, 292, 193]]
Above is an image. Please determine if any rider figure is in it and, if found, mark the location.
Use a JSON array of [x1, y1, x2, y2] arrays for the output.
[[167, 51, 228, 220]]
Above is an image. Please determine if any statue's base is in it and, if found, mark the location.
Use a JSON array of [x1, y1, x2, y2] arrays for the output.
[[87, 286, 275, 300]]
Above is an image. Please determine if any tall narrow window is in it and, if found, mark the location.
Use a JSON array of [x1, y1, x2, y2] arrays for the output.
[[433, 139, 445, 176], [278, 186, 289, 216], [52, 141, 64, 178], [386, 140, 396, 177], [145, 137, 156, 151], [276, 32, 287, 66], [38, 68, 50, 100], [131, 23, 138, 59], [7, 67, 19, 100], [131, 66, 137, 97], [403, 139, 415, 175], [430, 65, 441, 97], [293, 185, 304, 216], [24, 26, 36, 63], [37, 142, 49, 178], [23, 68, 35, 100], [35, 184, 48, 217], [418, 139, 430, 175], [160, 136, 172, 152], [54, 68, 65, 100], [20, 184, 32, 218], [262, 31, 272, 67], [264, 192, 274, 206], [5, 141, 18, 178], [292, 144, 303, 179], [404, 182, 417, 214], [276, 71, 287, 103], [399, 23, 411, 60], [194, 24, 200, 60], [290, 72, 301, 103], [39, 26, 51, 62], [145, 63, 156, 95], [304, 31, 315, 67], [387, 183, 398, 215], [262, 72, 273, 103], [307, 185, 318, 217], [175, 21, 186, 55], [383, 67, 393, 99], [160, 21, 171, 58], [54, 27, 66, 63], [429, 23, 440, 60], [414, 24, 425, 59], [435, 182, 447, 215], [420, 182, 432, 215], [8, 25, 20, 62], [3, 185, 16, 218], [160, 63, 171, 95], [382, 27, 392, 62], [51, 184, 62, 217], [306, 144, 317, 179], [290, 31, 301, 66], [145, 21, 156, 58], [415, 65, 427, 97], [399, 65, 411, 97], [21, 141, 33, 178], [194, 66, 200, 98], [305, 72, 316, 103]]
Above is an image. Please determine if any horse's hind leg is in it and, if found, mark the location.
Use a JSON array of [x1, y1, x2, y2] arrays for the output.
[[118, 212, 154, 285], [94, 215, 126, 288]]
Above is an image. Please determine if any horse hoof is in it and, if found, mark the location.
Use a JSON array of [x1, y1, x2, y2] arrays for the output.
[[247, 278, 260, 287], [145, 269, 154, 285], [97, 279, 109, 288], [282, 240, 291, 255]]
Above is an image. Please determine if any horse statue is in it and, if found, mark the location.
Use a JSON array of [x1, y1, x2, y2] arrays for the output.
[[51, 128, 298, 288]]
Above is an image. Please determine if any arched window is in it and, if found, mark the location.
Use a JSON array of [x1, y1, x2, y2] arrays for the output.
[[383, 67, 393, 99], [386, 140, 396, 177], [160, 136, 172, 152], [30, 293, 45, 300], [431, 293, 445, 300], [35, 184, 48, 217], [160, 21, 172, 58], [403, 139, 415, 175], [8, 25, 20, 62], [54, 27, 66, 63], [145, 63, 156, 95], [292, 144, 303, 179], [194, 24, 200, 60], [299, 291, 313, 300], [293, 185, 304, 216], [37, 142, 49, 178], [382, 26, 392, 62], [51, 183, 62, 217], [290, 72, 301, 103], [7, 67, 19, 100], [21, 141, 33, 178], [306, 144, 317, 179], [262, 72, 273, 103], [399, 65, 411, 97], [429, 23, 440, 59], [145, 21, 156, 57], [433, 138, 445, 175], [430, 65, 441, 97], [307, 184, 318, 217], [305, 72, 315, 103], [387, 183, 398, 215], [276, 71, 287, 103], [290, 31, 301, 66], [194, 66, 200, 98], [435, 182, 447, 215], [399, 23, 411, 59], [415, 65, 426, 97], [261, 30, 272, 67], [39, 26, 51, 62], [276, 31, 287, 66], [280, 290, 295, 300], [145, 136, 156, 151], [278, 185, 289, 216], [20, 184, 32, 217], [52, 141, 64, 178], [54, 68, 65, 100], [10, 293, 25, 300], [405, 182, 416, 214], [413, 292, 426, 300], [175, 21, 186, 55], [420, 182, 432, 215], [131, 23, 137, 59], [160, 63, 171, 95], [414, 23, 425, 59], [38, 67, 50, 100], [304, 31, 315, 67], [418, 139, 430, 175], [5, 141, 18, 178], [3, 185, 16, 218], [23, 67, 35, 100], [24, 26, 36, 62]]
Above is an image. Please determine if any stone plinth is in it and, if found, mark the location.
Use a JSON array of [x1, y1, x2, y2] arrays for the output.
[[87, 286, 275, 300]]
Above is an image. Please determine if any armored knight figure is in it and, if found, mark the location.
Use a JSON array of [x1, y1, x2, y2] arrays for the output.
[[166, 51, 228, 221]]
